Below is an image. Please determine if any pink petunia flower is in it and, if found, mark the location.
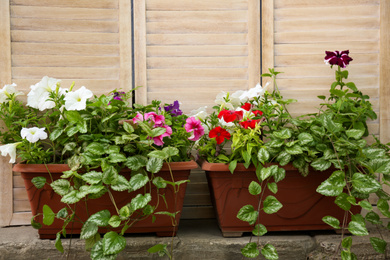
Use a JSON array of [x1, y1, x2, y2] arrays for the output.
[[145, 112, 165, 127], [152, 125, 172, 146], [185, 117, 205, 141], [132, 113, 144, 124]]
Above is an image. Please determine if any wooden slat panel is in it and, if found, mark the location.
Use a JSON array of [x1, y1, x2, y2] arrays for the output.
[[147, 57, 247, 69], [11, 18, 118, 33], [12, 43, 119, 56], [147, 21, 247, 34], [181, 206, 215, 219], [147, 10, 248, 22], [275, 0, 379, 8], [12, 67, 119, 79], [148, 68, 247, 80], [13, 188, 28, 200], [13, 79, 119, 91], [13, 175, 24, 188], [275, 17, 379, 33], [148, 79, 248, 91], [10, 0, 119, 9], [10, 212, 31, 226], [12, 30, 118, 44], [275, 42, 379, 55], [146, 0, 248, 11], [275, 5, 379, 20], [277, 77, 379, 89], [13, 200, 30, 213], [183, 194, 212, 206], [147, 46, 248, 57], [281, 88, 379, 100], [119, 0, 133, 93], [12, 55, 119, 67], [11, 6, 117, 20], [147, 34, 247, 46]]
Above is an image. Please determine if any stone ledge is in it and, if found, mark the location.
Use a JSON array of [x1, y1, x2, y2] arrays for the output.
[[0, 219, 389, 260]]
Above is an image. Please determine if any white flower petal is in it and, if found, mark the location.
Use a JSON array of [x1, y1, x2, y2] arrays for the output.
[[0, 142, 21, 163], [64, 86, 93, 111], [21, 127, 48, 143]]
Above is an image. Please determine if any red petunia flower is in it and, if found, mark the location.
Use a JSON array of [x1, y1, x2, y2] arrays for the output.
[[324, 50, 353, 68], [241, 103, 252, 111], [218, 110, 243, 123], [209, 126, 231, 144], [240, 119, 261, 129], [252, 110, 263, 117]]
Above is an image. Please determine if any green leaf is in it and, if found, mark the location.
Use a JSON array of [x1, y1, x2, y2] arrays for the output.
[[31, 176, 46, 189], [342, 236, 353, 249], [319, 114, 342, 133], [241, 242, 260, 258], [311, 159, 332, 171], [359, 200, 373, 211], [298, 132, 313, 145], [86, 142, 106, 155], [43, 205, 55, 226], [261, 244, 278, 260], [80, 221, 99, 240], [352, 173, 381, 194], [346, 129, 364, 140], [150, 127, 167, 137], [148, 150, 168, 160], [273, 129, 291, 139], [131, 193, 152, 211], [111, 175, 131, 191], [377, 199, 390, 218], [274, 167, 286, 183], [57, 208, 68, 219], [138, 121, 153, 136], [263, 196, 283, 214], [229, 160, 237, 174], [146, 157, 163, 173], [330, 88, 346, 97], [50, 129, 63, 141], [148, 244, 168, 256], [363, 148, 387, 159], [252, 224, 267, 236], [285, 144, 303, 155], [257, 148, 270, 164], [370, 237, 387, 254], [119, 206, 131, 219], [85, 233, 101, 252], [102, 231, 126, 255], [125, 155, 148, 171], [66, 126, 79, 137], [152, 176, 167, 189], [123, 121, 134, 133], [50, 179, 71, 196], [248, 181, 262, 195], [31, 217, 42, 229], [61, 190, 81, 204], [90, 240, 117, 260], [55, 233, 64, 253], [366, 159, 390, 174], [82, 171, 103, 185], [260, 167, 272, 181], [341, 251, 357, 260], [322, 216, 340, 229], [267, 182, 278, 194], [129, 173, 149, 191], [88, 210, 111, 227], [109, 153, 127, 163], [316, 170, 346, 196], [65, 110, 83, 122], [345, 82, 358, 92], [162, 147, 179, 158], [335, 193, 352, 211], [108, 215, 121, 228], [348, 220, 369, 236], [276, 151, 291, 166], [102, 166, 118, 185], [365, 211, 382, 225], [237, 205, 258, 225]]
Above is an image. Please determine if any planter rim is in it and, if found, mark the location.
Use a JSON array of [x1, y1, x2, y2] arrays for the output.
[[13, 160, 198, 173], [199, 159, 297, 172]]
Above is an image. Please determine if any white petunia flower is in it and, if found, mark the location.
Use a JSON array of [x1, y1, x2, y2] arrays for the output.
[[0, 142, 21, 163], [64, 86, 93, 111], [189, 106, 208, 121], [27, 76, 61, 111], [0, 83, 24, 103], [214, 91, 236, 110], [21, 127, 48, 143], [239, 83, 266, 102]]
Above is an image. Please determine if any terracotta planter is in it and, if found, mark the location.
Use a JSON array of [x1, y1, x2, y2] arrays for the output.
[[201, 161, 360, 237], [14, 161, 198, 239]]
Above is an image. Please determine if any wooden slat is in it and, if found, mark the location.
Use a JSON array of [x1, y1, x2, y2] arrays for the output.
[[10, 0, 119, 9], [11, 18, 118, 33], [147, 34, 247, 46], [13, 175, 24, 188], [11, 5, 118, 20], [147, 21, 247, 34], [274, 0, 379, 8], [181, 206, 215, 219], [147, 68, 247, 80], [12, 67, 119, 79], [12, 42, 119, 56], [12, 30, 119, 44], [281, 88, 379, 100], [275, 5, 379, 20], [13, 79, 120, 91], [9, 212, 31, 226], [277, 77, 379, 89], [13, 188, 27, 201], [261, 0, 274, 87], [248, 0, 260, 91], [147, 57, 247, 69], [13, 200, 30, 213], [146, 0, 248, 11], [119, 0, 132, 92], [134, 0, 147, 104], [147, 10, 248, 22], [148, 79, 248, 90], [12, 55, 119, 67], [183, 194, 212, 206], [147, 45, 248, 57], [275, 42, 379, 55]]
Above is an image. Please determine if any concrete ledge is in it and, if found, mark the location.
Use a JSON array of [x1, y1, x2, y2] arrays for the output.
[[0, 219, 389, 259]]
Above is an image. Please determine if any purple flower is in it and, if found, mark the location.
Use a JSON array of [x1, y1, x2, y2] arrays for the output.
[[113, 91, 126, 101], [164, 100, 183, 117], [324, 50, 353, 68]]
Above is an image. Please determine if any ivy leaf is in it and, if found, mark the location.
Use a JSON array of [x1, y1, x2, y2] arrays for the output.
[[377, 199, 390, 218], [85, 233, 101, 252], [365, 211, 382, 225], [129, 173, 149, 191], [50, 129, 63, 141], [370, 237, 387, 254], [335, 193, 351, 211], [31, 217, 42, 229], [267, 182, 278, 194], [162, 147, 179, 158], [322, 216, 340, 229], [111, 175, 131, 192], [252, 224, 267, 236], [248, 181, 262, 195], [274, 167, 286, 183], [351, 173, 381, 194], [55, 233, 64, 253], [260, 167, 272, 181], [61, 190, 81, 204], [152, 176, 167, 189], [358, 200, 373, 211], [342, 236, 352, 249], [86, 142, 106, 155], [108, 215, 122, 228], [261, 244, 278, 260], [80, 221, 99, 240], [346, 129, 364, 140], [87, 210, 111, 227], [311, 159, 332, 171], [273, 129, 291, 139], [31, 176, 46, 189], [146, 157, 163, 174], [43, 205, 55, 226], [131, 193, 151, 211], [150, 127, 167, 137], [298, 132, 313, 146], [57, 208, 68, 219], [109, 153, 127, 163], [316, 170, 346, 196], [257, 148, 269, 164], [82, 171, 103, 185], [102, 166, 118, 185], [276, 151, 291, 166], [285, 144, 303, 155], [125, 155, 148, 171], [348, 220, 369, 236], [50, 179, 71, 196], [119, 206, 131, 219], [241, 242, 260, 258], [148, 150, 168, 160], [366, 159, 390, 175], [237, 205, 258, 225], [122, 121, 134, 133], [229, 160, 237, 174], [263, 196, 282, 214], [90, 240, 117, 260], [102, 232, 126, 255]]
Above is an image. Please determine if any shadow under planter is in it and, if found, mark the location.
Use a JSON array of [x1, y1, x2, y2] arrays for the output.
[[201, 161, 360, 237], [14, 161, 198, 239]]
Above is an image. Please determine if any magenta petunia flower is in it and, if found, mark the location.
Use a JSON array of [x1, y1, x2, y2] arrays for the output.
[[184, 117, 205, 141], [144, 112, 165, 127], [324, 50, 353, 68], [132, 112, 144, 124], [152, 125, 172, 146]]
